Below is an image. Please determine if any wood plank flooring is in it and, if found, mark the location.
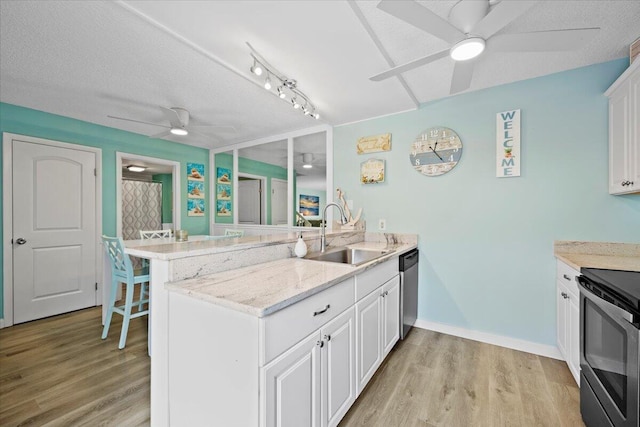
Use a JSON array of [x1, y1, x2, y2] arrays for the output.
[[339, 328, 583, 427], [1, 307, 582, 427]]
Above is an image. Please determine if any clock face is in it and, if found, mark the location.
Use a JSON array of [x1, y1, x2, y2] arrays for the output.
[[409, 127, 463, 176]]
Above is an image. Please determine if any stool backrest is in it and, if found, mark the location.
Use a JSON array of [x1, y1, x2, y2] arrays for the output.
[[224, 229, 244, 237], [103, 235, 133, 281], [140, 229, 172, 239]]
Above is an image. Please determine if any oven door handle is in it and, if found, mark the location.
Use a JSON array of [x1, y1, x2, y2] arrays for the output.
[[577, 276, 636, 324]]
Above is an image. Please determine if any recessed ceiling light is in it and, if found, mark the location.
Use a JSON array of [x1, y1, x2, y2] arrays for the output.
[[170, 127, 188, 136], [450, 37, 485, 61], [303, 164, 313, 169], [127, 165, 146, 172]]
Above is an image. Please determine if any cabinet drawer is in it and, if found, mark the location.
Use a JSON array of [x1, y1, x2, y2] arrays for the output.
[[356, 259, 398, 301], [261, 277, 355, 366], [556, 260, 579, 297]]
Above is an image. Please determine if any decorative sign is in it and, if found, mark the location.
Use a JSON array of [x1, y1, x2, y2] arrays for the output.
[[216, 184, 231, 200], [217, 167, 231, 184], [357, 133, 391, 154], [216, 200, 231, 217], [360, 159, 385, 184], [631, 37, 640, 64], [410, 127, 463, 177], [215, 167, 232, 217], [496, 109, 521, 178], [187, 162, 205, 216]]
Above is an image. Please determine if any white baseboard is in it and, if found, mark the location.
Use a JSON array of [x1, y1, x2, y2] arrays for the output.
[[0, 318, 9, 329], [414, 319, 563, 360]]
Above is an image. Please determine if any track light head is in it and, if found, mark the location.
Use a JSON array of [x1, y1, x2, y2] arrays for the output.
[[264, 75, 272, 90], [277, 86, 286, 99], [292, 97, 300, 109], [250, 59, 263, 76]]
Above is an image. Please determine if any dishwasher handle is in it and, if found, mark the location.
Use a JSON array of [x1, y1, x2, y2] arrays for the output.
[[399, 249, 419, 271]]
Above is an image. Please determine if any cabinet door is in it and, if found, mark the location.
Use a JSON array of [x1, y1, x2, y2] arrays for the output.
[[382, 275, 400, 358], [568, 294, 581, 385], [355, 289, 382, 394], [609, 81, 630, 194], [556, 281, 568, 359], [629, 69, 640, 192], [321, 308, 356, 427], [262, 331, 322, 427]]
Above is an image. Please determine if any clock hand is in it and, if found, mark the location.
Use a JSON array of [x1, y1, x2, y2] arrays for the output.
[[430, 146, 444, 162]]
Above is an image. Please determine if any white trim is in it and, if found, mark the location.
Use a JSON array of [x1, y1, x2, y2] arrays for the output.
[[2, 132, 103, 328], [210, 124, 331, 153], [115, 152, 181, 238], [237, 172, 267, 225], [604, 58, 640, 97], [413, 319, 563, 360]]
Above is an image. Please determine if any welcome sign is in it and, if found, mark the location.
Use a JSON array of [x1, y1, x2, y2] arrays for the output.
[[496, 109, 521, 178]]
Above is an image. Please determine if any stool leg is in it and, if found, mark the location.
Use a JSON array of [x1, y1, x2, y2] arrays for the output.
[[102, 277, 118, 340], [138, 283, 147, 310], [118, 281, 135, 349]]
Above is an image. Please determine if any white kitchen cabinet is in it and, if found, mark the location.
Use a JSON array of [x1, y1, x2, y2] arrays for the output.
[[355, 273, 401, 394], [262, 307, 355, 427], [556, 260, 580, 385], [606, 60, 640, 195]]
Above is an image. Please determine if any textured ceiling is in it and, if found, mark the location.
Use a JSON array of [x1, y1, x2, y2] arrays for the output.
[[1, 1, 638, 149]]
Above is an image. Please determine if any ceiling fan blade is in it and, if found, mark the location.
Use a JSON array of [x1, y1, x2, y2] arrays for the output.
[[149, 130, 172, 139], [473, 1, 539, 39], [370, 49, 449, 82], [489, 28, 600, 52], [377, 0, 464, 44], [190, 125, 237, 131], [159, 106, 184, 126], [107, 115, 169, 128], [450, 60, 476, 94]]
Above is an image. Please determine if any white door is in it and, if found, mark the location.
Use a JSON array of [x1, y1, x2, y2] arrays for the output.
[[271, 178, 288, 225], [262, 331, 322, 427], [355, 290, 382, 394], [12, 139, 97, 323], [238, 179, 261, 224], [322, 307, 356, 427], [382, 276, 400, 357]]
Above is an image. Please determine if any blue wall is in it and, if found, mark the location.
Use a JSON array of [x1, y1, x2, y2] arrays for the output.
[[334, 59, 640, 347], [0, 103, 210, 319]]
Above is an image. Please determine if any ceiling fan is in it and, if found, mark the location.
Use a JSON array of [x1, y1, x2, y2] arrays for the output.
[[108, 106, 235, 139], [371, 0, 600, 94]]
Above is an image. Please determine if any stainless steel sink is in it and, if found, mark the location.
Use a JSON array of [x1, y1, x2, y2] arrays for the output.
[[305, 247, 389, 266]]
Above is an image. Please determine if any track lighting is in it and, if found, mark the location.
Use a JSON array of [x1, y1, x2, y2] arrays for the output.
[[250, 59, 263, 76], [247, 42, 319, 120]]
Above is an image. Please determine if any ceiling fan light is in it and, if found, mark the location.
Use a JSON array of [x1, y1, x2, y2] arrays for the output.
[[170, 127, 188, 136], [450, 37, 485, 61], [303, 164, 313, 169], [127, 165, 146, 173]]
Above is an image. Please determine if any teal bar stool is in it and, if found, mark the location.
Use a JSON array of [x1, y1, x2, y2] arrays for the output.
[[102, 235, 149, 349]]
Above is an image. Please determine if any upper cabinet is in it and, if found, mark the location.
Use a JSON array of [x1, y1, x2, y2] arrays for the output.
[[605, 60, 640, 195]]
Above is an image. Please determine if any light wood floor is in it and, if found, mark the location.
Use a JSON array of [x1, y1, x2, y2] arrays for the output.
[[1, 308, 582, 427]]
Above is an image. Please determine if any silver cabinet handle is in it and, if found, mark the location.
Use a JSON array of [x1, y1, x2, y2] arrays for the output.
[[561, 292, 569, 299], [15, 238, 27, 245], [313, 305, 330, 316], [324, 334, 331, 342], [317, 340, 324, 348], [563, 274, 571, 281]]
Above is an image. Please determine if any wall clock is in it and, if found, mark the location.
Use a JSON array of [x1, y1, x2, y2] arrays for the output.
[[409, 126, 463, 176]]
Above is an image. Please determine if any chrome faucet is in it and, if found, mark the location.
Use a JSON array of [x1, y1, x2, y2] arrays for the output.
[[321, 202, 347, 252]]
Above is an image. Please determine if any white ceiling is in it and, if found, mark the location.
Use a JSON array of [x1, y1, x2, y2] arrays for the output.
[[1, 1, 638, 150]]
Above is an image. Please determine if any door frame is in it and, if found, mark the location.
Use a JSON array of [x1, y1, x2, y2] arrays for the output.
[[2, 133, 103, 328], [237, 172, 266, 225], [115, 152, 181, 238]]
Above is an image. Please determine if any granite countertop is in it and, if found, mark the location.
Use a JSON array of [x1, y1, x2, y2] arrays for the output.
[[554, 241, 640, 272], [165, 241, 416, 317]]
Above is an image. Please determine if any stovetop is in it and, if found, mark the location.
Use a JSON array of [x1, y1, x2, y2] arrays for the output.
[[581, 267, 640, 311]]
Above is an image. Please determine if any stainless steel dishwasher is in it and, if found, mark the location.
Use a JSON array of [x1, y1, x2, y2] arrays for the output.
[[399, 249, 419, 340]]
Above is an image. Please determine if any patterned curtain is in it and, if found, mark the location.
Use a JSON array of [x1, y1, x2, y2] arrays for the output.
[[122, 180, 163, 240]]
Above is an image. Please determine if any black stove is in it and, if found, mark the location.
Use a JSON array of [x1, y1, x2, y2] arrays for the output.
[[581, 268, 640, 314]]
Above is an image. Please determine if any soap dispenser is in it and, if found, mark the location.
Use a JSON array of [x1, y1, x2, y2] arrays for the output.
[[294, 234, 307, 258]]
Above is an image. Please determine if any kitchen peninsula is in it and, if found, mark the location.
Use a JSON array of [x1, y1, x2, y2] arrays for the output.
[[125, 230, 417, 427]]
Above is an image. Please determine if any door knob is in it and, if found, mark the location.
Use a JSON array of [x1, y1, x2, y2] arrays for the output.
[[15, 238, 27, 245]]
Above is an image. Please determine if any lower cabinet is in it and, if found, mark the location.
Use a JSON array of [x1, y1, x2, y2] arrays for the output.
[[556, 260, 580, 385], [262, 307, 356, 427], [356, 274, 400, 394]]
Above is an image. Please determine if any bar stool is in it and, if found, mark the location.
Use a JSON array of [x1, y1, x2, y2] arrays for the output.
[[102, 235, 149, 349], [139, 229, 172, 308]]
